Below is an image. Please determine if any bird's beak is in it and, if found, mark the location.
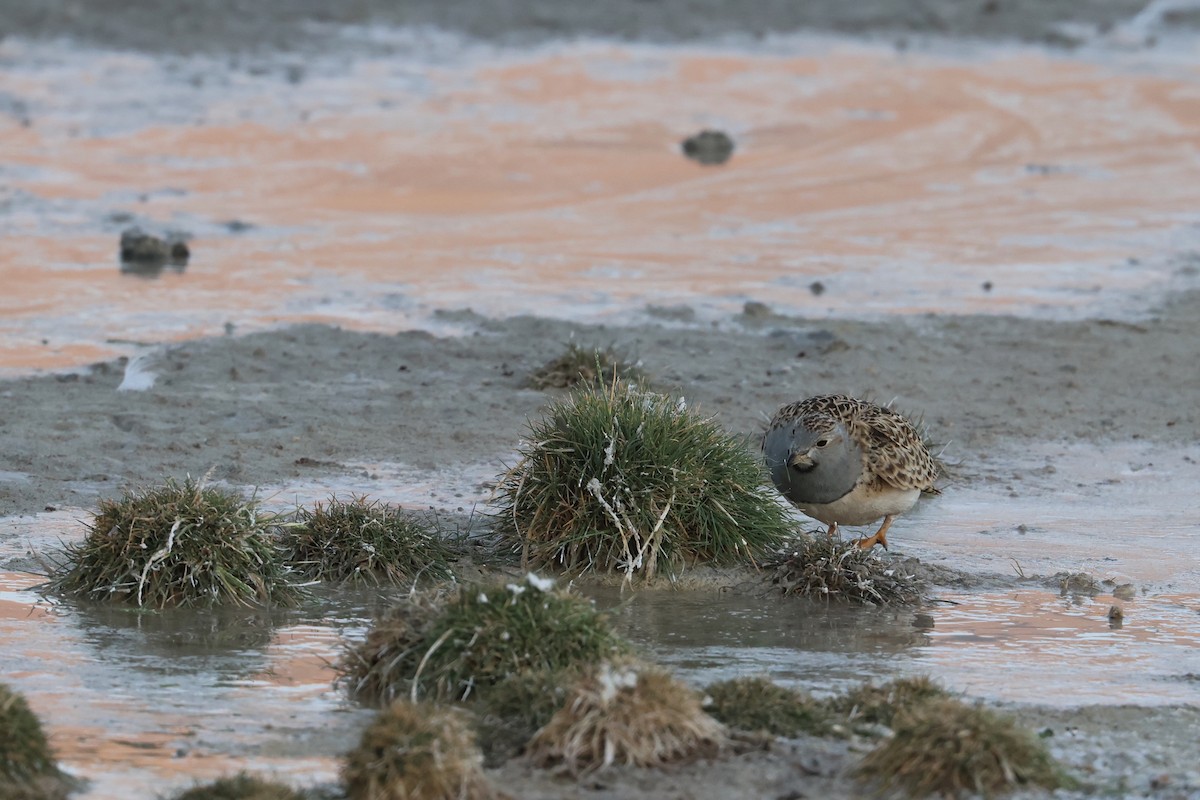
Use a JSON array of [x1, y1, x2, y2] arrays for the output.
[[788, 451, 815, 472]]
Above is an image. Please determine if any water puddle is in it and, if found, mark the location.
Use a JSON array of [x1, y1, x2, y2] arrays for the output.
[[590, 585, 1200, 707], [4, 566, 1197, 798], [0, 571, 377, 798], [918, 589, 1200, 705], [902, 441, 1200, 587]]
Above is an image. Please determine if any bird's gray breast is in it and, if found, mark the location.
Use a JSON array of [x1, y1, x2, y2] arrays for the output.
[[763, 423, 862, 506]]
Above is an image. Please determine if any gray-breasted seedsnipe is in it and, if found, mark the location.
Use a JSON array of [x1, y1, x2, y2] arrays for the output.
[[762, 394, 939, 549]]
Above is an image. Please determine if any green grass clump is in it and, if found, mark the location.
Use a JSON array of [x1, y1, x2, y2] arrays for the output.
[[342, 701, 498, 800], [339, 573, 629, 705], [0, 684, 73, 800], [495, 379, 794, 581], [828, 675, 949, 729], [855, 698, 1074, 798], [527, 658, 727, 773], [48, 477, 303, 608], [527, 343, 645, 390], [280, 496, 455, 586], [171, 773, 304, 800], [770, 533, 921, 605], [703, 677, 834, 737]]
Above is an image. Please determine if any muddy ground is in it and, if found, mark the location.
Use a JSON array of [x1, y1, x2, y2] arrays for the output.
[[2, 291, 1197, 521], [2, 293, 1199, 797]]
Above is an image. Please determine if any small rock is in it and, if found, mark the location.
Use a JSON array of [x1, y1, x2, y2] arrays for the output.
[[119, 227, 190, 276], [681, 129, 735, 165], [809, 281, 826, 296], [1108, 605, 1124, 628], [120, 227, 189, 262], [982, 280, 994, 292]]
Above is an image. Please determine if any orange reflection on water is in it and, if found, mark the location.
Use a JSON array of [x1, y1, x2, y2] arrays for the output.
[[0, 567, 351, 798], [920, 589, 1200, 705], [240, 624, 343, 693], [0, 571, 54, 622], [4, 43, 1200, 370]]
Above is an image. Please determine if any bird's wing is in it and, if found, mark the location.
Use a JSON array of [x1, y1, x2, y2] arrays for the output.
[[858, 408, 940, 492]]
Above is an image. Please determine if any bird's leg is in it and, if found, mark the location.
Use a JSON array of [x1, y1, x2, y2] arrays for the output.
[[855, 515, 893, 551], [825, 521, 839, 540]]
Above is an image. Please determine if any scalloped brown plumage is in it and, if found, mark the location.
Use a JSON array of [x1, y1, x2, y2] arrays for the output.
[[764, 395, 940, 549]]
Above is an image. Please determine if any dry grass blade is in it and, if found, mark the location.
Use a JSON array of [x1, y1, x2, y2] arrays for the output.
[[855, 698, 1074, 798], [280, 495, 455, 586], [494, 378, 793, 581], [528, 658, 727, 774], [47, 476, 303, 608], [703, 676, 834, 737], [342, 701, 499, 800], [769, 533, 922, 605], [338, 574, 629, 706]]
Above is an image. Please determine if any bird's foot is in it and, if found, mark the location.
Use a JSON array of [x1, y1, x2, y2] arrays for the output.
[[854, 532, 886, 550], [855, 516, 893, 551]]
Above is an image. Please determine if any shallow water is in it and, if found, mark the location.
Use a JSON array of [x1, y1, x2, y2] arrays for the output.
[[0, 570, 377, 797], [3, 563, 1197, 798], [594, 586, 1200, 706], [4, 33, 1200, 373], [1, 436, 1197, 795]]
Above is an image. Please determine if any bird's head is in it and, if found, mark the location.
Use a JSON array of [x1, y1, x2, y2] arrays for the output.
[[785, 420, 844, 469], [763, 415, 861, 505]]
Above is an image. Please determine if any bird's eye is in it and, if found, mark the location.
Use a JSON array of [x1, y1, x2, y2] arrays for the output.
[[816, 438, 829, 448]]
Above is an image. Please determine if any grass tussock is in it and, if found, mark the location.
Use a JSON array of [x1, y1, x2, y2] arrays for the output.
[[528, 658, 726, 774], [342, 701, 498, 800], [703, 677, 834, 737], [280, 495, 455, 586], [339, 573, 629, 705], [828, 676, 948, 729], [770, 533, 921, 605], [171, 773, 304, 800], [495, 379, 794, 581], [0, 684, 74, 800], [855, 698, 1073, 798], [527, 343, 645, 390], [48, 476, 302, 608]]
